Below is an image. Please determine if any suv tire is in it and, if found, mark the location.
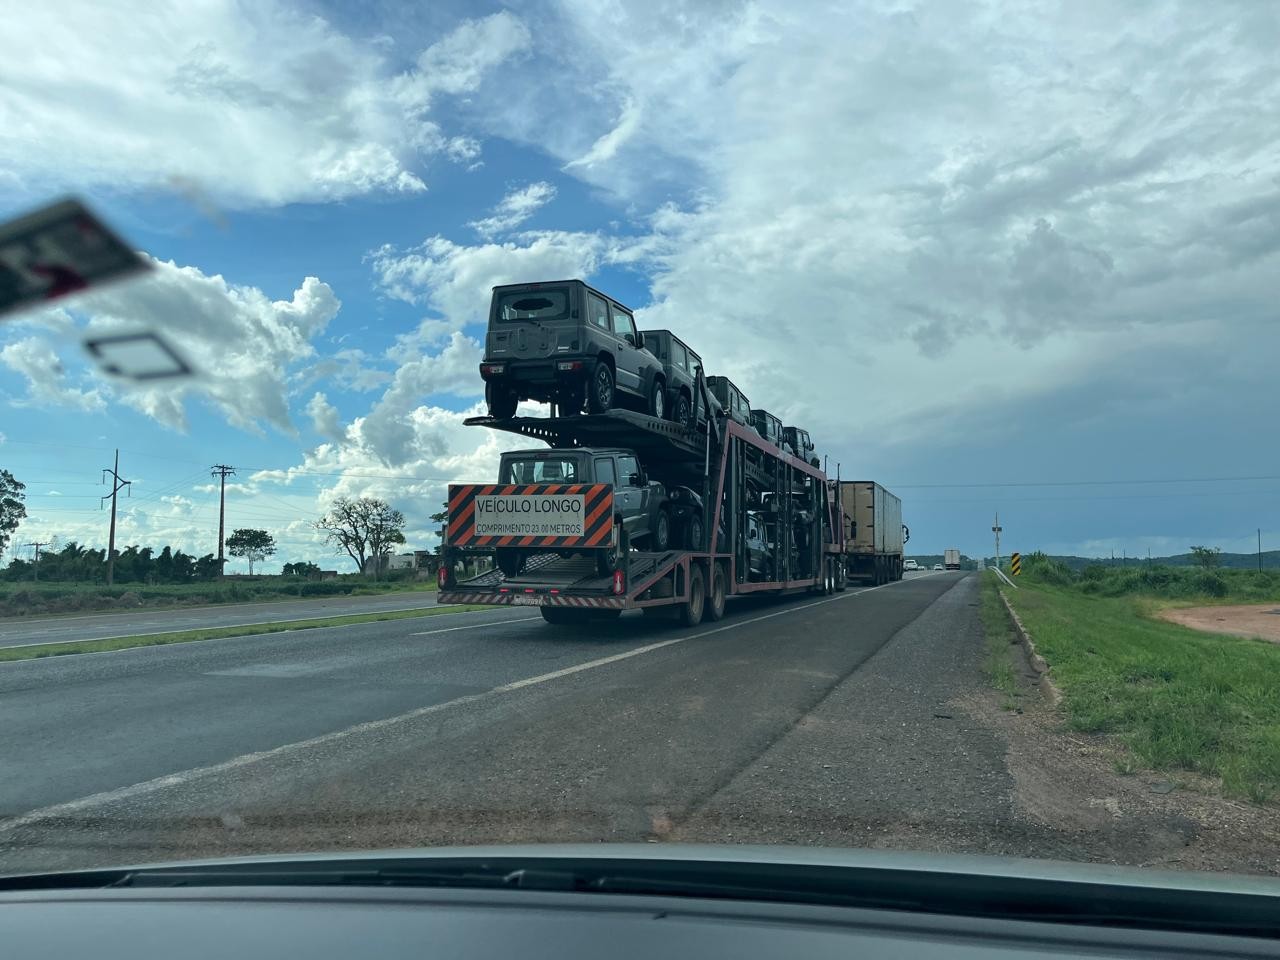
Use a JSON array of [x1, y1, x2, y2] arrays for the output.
[[653, 507, 671, 552], [707, 563, 726, 621], [588, 361, 615, 414], [685, 513, 704, 551], [556, 383, 584, 417], [486, 383, 518, 420], [649, 378, 665, 419], [673, 391, 692, 429], [597, 518, 625, 576]]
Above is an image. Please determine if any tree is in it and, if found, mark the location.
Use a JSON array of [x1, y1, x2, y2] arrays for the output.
[[283, 561, 321, 577], [314, 497, 406, 577], [0, 468, 26, 563], [193, 553, 225, 580], [1189, 545, 1221, 569], [226, 528, 276, 575]]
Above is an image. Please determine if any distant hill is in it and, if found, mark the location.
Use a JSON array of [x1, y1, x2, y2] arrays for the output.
[[977, 551, 1280, 572]]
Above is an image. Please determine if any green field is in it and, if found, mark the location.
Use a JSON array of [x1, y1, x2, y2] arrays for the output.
[[0, 604, 495, 663], [0, 576, 440, 618], [998, 561, 1280, 802]]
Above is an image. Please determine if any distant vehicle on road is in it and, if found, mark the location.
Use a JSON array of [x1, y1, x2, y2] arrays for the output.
[[944, 548, 961, 570], [903, 559, 920, 571], [933, 563, 943, 571], [838, 481, 908, 585], [480, 280, 665, 419]]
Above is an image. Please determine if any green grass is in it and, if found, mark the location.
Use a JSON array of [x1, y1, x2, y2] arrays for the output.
[[1003, 576, 1280, 803], [978, 575, 1020, 703], [0, 576, 441, 619], [1014, 553, 1280, 603], [0, 604, 495, 663]]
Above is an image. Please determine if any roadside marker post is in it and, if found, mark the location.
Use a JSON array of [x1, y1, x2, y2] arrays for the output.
[[1010, 552, 1021, 577]]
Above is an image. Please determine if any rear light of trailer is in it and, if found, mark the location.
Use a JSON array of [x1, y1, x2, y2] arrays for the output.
[[612, 569, 625, 595], [437, 566, 447, 589], [556, 360, 584, 372]]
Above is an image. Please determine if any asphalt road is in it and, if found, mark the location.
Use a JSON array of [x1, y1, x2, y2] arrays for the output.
[[0, 571, 989, 874], [0, 592, 449, 649]]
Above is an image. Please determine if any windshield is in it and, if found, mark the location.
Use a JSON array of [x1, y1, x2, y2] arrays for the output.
[[493, 287, 571, 322], [0, 0, 1277, 893]]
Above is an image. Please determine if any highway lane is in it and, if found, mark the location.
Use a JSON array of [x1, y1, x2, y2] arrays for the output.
[[0, 591, 451, 649], [1, 571, 968, 873]]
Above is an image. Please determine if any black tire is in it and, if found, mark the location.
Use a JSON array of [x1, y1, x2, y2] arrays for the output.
[[496, 551, 524, 578], [597, 519, 625, 576], [679, 564, 705, 627], [685, 513, 704, 551], [653, 507, 671, 552], [707, 563, 726, 621], [486, 382, 518, 420], [673, 391, 693, 429], [541, 606, 587, 625], [835, 558, 847, 591], [588, 361, 615, 414], [649, 378, 666, 419]]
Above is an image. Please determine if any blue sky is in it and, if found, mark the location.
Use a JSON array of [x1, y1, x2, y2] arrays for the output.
[[2, 0, 1277, 572]]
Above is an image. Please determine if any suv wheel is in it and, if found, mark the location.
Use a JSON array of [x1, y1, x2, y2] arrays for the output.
[[597, 518, 625, 576], [653, 507, 671, 552], [649, 379, 665, 419], [673, 391, 692, 429], [588, 362, 615, 414], [686, 513, 704, 551], [486, 383, 518, 420]]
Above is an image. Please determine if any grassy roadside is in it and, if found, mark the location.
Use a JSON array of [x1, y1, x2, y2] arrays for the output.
[[999, 573, 1280, 802], [0, 577, 442, 619], [977, 575, 1021, 708], [0, 604, 496, 663]]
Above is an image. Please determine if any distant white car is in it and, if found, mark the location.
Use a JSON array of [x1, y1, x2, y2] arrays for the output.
[[903, 559, 920, 571], [933, 563, 944, 571]]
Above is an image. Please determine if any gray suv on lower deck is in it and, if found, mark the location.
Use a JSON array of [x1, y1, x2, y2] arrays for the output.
[[480, 280, 667, 420]]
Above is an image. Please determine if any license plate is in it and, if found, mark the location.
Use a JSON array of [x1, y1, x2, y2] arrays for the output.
[[511, 595, 544, 606]]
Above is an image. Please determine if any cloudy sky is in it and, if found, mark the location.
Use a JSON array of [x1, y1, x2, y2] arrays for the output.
[[2, 0, 1277, 572]]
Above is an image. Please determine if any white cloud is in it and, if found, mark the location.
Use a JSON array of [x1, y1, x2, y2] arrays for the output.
[[0, 4, 529, 206], [0, 336, 106, 412], [306, 391, 346, 443], [469, 181, 557, 238]]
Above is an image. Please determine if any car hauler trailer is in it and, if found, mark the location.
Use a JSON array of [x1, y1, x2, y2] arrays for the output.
[[838, 480, 907, 585], [438, 372, 847, 626]]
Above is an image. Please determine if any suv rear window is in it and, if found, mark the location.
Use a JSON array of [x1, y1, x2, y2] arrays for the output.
[[500, 457, 581, 483], [494, 287, 571, 322]]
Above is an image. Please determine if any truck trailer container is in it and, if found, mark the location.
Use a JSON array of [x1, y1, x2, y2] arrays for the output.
[[438, 370, 849, 626], [944, 548, 961, 570], [838, 480, 907, 585]]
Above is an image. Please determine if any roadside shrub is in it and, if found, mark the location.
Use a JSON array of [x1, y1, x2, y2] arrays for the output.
[[1188, 570, 1229, 598], [1024, 552, 1075, 586]]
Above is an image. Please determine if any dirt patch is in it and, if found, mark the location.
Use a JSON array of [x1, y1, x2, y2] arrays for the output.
[[1156, 604, 1280, 643], [957, 639, 1280, 876]]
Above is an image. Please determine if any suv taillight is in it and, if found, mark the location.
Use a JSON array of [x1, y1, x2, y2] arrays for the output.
[[612, 569, 625, 595], [480, 363, 505, 377], [557, 360, 584, 372]]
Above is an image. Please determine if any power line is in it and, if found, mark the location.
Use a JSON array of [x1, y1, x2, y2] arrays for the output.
[[892, 475, 1280, 489]]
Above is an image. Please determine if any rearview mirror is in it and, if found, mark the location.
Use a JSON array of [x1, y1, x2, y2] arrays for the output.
[[629, 472, 644, 486], [635, 331, 645, 349]]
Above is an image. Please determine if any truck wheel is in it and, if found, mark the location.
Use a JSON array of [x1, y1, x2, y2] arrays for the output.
[[486, 383, 518, 420], [541, 606, 587, 625], [496, 551, 524, 578], [597, 519, 625, 576], [673, 391, 692, 429], [649, 378, 665, 419], [707, 563, 726, 621], [653, 508, 671, 552], [835, 559, 847, 591], [679, 564, 705, 627]]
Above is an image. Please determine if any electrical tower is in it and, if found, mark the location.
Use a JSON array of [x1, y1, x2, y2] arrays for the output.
[[24, 539, 51, 581], [101, 449, 131, 586], [211, 464, 236, 576]]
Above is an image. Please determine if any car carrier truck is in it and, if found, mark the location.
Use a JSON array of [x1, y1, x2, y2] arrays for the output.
[[837, 480, 907, 585], [437, 371, 848, 626]]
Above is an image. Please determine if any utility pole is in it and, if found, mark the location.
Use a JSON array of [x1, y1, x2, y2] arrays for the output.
[[992, 511, 1002, 570], [1260, 529, 1264, 572], [211, 464, 236, 576], [101, 449, 131, 586], [24, 540, 50, 581]]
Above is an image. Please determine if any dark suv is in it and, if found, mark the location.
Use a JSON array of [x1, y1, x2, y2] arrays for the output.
[[783, 426, 816, 465], [751, 408, 795, 455], [707, 375, 751, 426], [480, 280, 666, 419], [495, 447, 695, 575], [638, 328, 711, 429]]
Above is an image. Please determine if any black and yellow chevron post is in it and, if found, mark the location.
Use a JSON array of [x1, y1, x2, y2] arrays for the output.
[[1010, 552, 1022, 577]]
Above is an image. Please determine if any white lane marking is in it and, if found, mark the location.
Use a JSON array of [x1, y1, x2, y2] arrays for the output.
[[0, 578, 922, 833], [410, 616, 541, 637]]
